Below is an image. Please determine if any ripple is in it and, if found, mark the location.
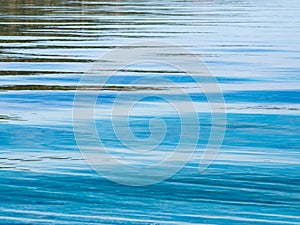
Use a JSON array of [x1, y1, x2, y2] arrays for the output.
[[0, 114, 23, 121], [0, 84, 166, 91]]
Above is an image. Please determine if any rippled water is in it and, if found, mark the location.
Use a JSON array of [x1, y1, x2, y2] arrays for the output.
[[1, 0, 300, 224]]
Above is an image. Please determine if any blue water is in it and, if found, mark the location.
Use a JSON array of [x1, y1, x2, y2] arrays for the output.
[[1, 0, 300, 224]]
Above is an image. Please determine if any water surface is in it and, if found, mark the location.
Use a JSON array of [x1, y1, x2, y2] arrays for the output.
[[0, 0, 300, 224]]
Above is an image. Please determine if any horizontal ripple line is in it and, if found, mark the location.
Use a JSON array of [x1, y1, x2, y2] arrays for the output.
[[0, 84, 166, 91]]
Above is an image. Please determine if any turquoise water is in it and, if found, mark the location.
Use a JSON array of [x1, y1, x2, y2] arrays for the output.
[[1, 0, 300, 224]]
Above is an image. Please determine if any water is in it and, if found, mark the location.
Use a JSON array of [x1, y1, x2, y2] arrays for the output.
[[1, 0, 300, 224]]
